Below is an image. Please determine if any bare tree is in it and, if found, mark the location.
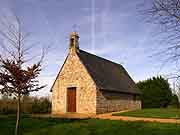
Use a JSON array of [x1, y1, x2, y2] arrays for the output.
[[142, 0, 180, 81], [0, 14, 46, 135]]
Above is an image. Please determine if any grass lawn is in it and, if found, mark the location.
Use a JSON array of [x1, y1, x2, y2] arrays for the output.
[[113, 108, 180, 119], [1, 115, 180, 135]]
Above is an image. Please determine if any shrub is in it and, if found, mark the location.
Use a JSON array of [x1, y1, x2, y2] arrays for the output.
[[32, 97, 51, 114], [0, 96, 51, 114], [169, 94, 179, 108], [137, 76, 172, 108]]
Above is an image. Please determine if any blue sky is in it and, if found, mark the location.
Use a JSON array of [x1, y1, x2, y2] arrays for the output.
[[0, 0, 174, 96]]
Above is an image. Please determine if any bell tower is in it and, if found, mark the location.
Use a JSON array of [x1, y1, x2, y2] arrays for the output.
[[69, 32, 79, 53]]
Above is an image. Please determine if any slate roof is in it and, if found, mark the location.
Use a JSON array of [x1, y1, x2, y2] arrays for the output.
[[77, 50, 141, 95]]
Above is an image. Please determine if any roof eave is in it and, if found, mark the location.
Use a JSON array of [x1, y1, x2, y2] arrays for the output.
[[99, 87, 141, 95]]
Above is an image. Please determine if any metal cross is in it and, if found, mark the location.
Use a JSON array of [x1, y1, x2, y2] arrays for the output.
[[72, 24, 78, 32]]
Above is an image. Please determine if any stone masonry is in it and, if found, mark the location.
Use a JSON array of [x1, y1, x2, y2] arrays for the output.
[[96, 90, 141, 114], [52, 51, 97, 114], [51, 32, 141, 115]]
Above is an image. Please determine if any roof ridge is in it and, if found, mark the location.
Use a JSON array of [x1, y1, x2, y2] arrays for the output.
[[79, 49, 123, 67]]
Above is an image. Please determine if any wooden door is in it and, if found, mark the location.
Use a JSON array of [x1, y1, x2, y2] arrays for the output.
[[67, 87, 76, 112]]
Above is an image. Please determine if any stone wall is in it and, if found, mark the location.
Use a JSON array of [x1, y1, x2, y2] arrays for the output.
[[96, 90, 141, 114], [52, 51, 141, 115], [52, 51, 97, 114]]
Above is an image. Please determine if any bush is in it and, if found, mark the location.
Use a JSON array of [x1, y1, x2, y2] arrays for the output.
[[32, 97, 51, 114], [169, 94, 179, 108], [137, 76, 173, 108], [0, 96, 51, 114], [0, 97, 17, 114]]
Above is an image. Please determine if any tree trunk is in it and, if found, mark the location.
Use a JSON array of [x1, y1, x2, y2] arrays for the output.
[[15, 94, 21, 135]]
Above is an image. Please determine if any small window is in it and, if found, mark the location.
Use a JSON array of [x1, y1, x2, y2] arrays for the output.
[[70, 38, 74, 46]]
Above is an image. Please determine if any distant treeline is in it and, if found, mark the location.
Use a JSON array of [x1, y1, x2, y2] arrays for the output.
[[0, 95, 51, 114]]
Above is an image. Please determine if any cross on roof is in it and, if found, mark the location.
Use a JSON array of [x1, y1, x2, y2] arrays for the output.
[[72, 24, 78, 32]]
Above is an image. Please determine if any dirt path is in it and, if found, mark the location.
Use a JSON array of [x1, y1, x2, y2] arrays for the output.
[[31, 111, 180, 124], [95, 112, 180, 124]]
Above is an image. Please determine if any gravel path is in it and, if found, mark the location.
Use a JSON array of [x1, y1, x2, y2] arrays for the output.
[[27, 111, 180, 124], [95, 112, 180, 124]]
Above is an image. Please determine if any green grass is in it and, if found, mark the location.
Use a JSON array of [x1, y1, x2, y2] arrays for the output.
[[113, 108, 180, 119], [1, 115, 180, 135]]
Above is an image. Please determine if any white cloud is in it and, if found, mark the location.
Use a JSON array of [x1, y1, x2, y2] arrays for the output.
[[31, 76, 54, 97]]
